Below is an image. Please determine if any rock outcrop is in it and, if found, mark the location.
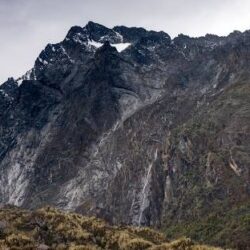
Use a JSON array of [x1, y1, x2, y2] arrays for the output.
[[0, 22, 249, 249]]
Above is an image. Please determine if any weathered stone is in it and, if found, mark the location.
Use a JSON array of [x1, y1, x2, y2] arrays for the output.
[[0, 23, 249, 249]]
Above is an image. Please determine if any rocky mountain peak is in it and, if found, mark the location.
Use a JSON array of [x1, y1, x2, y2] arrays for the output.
[[0, 22, 250, 249], [65, 21, 124, 46], [65, 25, 85, 39], [0, 78, 18, 108], [85, 21, 123, 43]]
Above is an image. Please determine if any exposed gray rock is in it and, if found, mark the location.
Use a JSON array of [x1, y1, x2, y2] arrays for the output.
[[0, 22, 249, 230]]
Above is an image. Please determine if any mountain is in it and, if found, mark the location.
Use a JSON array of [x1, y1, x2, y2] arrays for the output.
[[0, 22, 249, 249]]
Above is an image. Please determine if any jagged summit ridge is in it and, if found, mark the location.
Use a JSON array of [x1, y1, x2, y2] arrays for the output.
[[8, 22, 250, 89]]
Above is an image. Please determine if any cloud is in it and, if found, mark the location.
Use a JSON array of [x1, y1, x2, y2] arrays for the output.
[[0, 0, 250, 83]]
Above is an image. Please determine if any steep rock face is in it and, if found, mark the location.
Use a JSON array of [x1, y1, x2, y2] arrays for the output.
[[0, 22, 249, 248]]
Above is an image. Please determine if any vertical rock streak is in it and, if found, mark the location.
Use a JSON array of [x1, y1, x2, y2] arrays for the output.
[[138, 149, 158, 226]]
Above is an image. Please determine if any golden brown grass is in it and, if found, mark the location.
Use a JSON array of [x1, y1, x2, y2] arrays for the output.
[[0, 206, 223, 250]]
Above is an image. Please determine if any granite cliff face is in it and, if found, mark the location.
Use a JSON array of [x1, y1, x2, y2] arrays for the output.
[[0, 22, 249, 249]]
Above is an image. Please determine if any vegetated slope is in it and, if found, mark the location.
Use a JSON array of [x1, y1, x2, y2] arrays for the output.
[[0, 206, 222, 250], [94, 78, 250, 250], [161, 81, 250, 249]]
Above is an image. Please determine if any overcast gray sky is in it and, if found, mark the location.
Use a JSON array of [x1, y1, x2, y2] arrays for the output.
[[1, 0, 250, 83]]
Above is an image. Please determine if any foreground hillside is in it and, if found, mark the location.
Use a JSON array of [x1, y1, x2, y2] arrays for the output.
[[0, 206, 222, 250]]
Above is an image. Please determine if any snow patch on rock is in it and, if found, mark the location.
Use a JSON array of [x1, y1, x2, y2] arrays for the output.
[[38, 57, 48, 65], [88, 40, 103, 48], [15, 69, 35, 86], [0, 89, 9, 98], [88, 39, 131, 52]]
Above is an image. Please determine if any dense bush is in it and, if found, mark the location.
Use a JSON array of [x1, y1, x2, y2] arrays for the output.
[[0, 206, 222, 250]]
